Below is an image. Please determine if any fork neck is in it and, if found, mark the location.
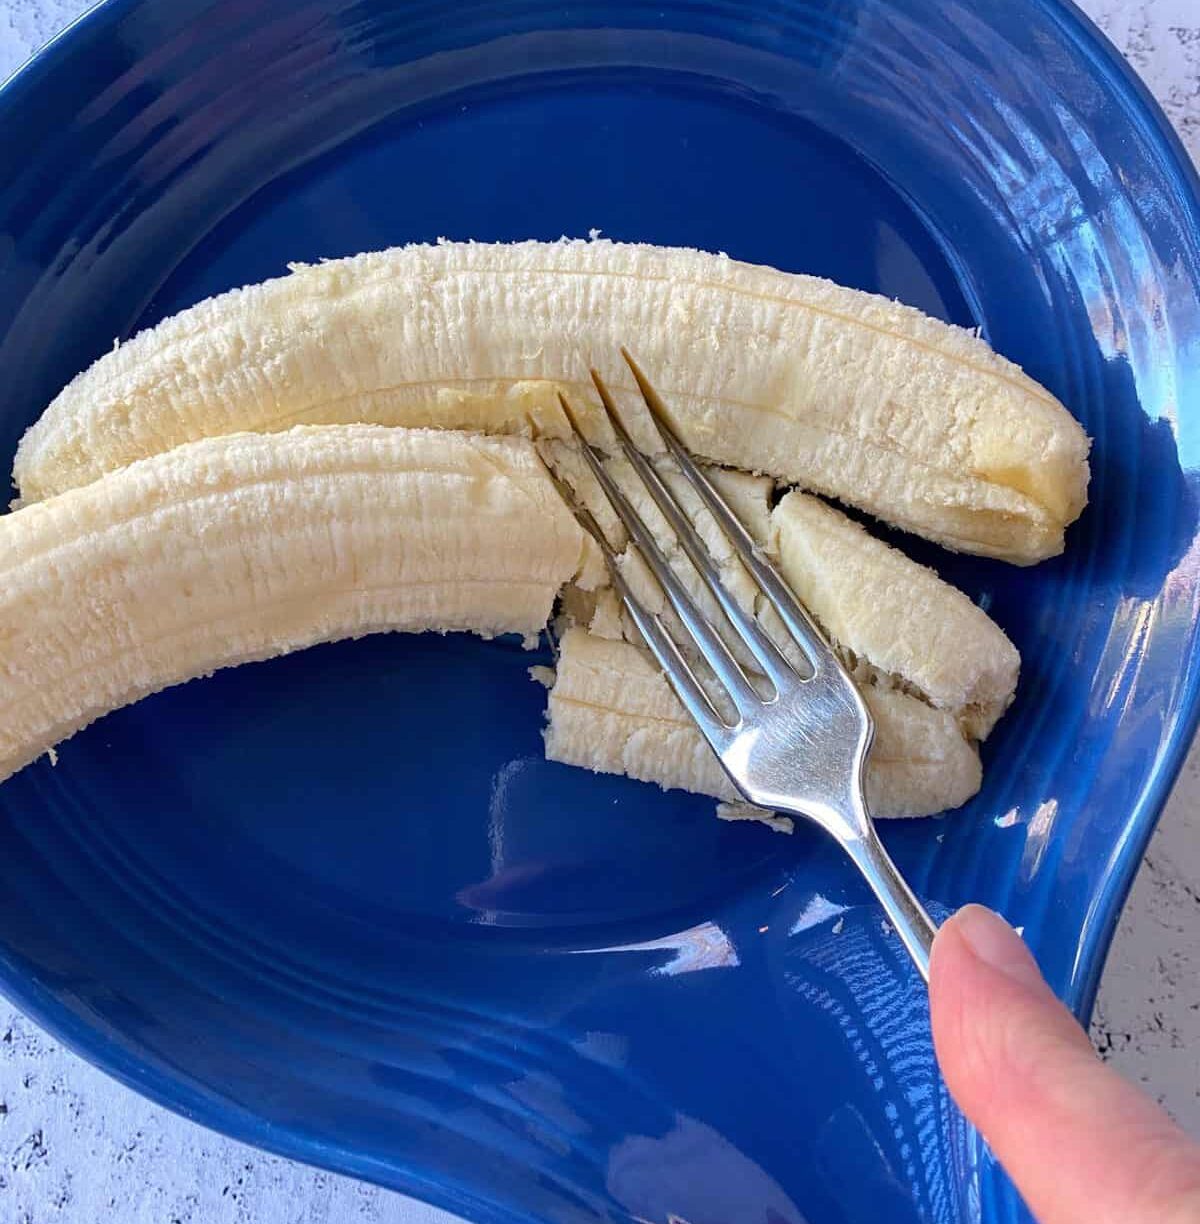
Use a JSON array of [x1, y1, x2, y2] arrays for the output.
[[843, 826, 938, 984]]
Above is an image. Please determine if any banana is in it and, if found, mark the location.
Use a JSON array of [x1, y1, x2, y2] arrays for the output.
[[14, 240, 1089, 562], [5, 238, 1034, 810], [544, 628, 982, 819], [543, 441, 1017, 724], [538, 443, 1015, 816], [0, 415, 1013, 816], [771, 491, 1018, 739], [0, 424, 594, 784]]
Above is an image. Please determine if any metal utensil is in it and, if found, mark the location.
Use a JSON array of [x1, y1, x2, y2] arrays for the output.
[[554, 349, 940, 982]]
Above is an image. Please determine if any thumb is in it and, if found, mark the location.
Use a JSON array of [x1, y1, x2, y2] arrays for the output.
[[930, 904, 1200, 1224]]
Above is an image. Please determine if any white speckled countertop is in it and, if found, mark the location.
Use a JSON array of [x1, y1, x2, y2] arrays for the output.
[[1, 1, 1198, 1219]]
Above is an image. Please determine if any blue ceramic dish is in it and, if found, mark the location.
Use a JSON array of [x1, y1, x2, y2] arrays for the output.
[[1, 2, 1198, 1221]]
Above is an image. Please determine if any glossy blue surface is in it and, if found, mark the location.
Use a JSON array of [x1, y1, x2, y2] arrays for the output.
[[0, 2, 1198, 1221]]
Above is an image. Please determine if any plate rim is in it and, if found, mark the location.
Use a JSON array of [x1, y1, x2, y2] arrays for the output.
[[0, 0, 1199, 1214], [1032, 0, 1200, 1019]]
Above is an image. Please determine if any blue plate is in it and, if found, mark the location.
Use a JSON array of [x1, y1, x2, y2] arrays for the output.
[[1, 2, 1198, 1221]]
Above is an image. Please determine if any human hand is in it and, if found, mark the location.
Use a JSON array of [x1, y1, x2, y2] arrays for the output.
[[930, 905, 1200, 1224]]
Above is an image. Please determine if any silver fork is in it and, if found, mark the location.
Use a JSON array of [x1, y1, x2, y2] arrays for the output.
[[555, 350, 940, 983]]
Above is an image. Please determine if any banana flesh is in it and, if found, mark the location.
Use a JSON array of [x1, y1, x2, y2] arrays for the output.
[[771, 491, 1019, 740], [544, 628, 982, 819], [4, 237, 1038, 813], [0, 415, 1012, 816], [0, 416, 1014, 816], [0, 425, 594, 784], [15, 240, 1089, 562], [541, 440, 1016, 773], [538, 466, 1014, 816]]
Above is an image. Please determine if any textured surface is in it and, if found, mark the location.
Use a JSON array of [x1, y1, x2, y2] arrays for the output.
[[0, 2, 1196, 1223], [14, 239, 1089, 561], [0, 425, 590, 781], [1074, 1, 1200, 1138]]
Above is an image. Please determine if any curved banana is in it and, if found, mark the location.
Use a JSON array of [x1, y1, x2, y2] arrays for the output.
[[14, 240, 1089, 562], [0, 425, 594, 784], [0, 419, 1015, 816]]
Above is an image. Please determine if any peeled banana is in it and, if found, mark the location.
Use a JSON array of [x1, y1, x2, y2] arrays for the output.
[[770, 491, 1019, 740], [542, 474, 1017, 817], [0, 425, 594, 784], [15, 240, 1089, 563], [3, 237, 1043, 816], [0, 414, 1014, 817], [544, 628, 983, 819]]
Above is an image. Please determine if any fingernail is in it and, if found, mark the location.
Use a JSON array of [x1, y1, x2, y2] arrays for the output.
[[951, 904, 1045, 989]]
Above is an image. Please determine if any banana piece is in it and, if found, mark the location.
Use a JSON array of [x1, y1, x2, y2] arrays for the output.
[[0, 414, 1009, 815], [538, 439, 1014, 815], [544, 629, 982, 819], [545, 436, 1016, 713], [541, 439, 775, 657], [0, 425, 593, 784], [15, 240, 1089, 562], [771, 491, 1019, 739]]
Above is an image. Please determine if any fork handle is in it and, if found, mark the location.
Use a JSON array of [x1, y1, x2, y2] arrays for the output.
[[846, 830, 939, 983]]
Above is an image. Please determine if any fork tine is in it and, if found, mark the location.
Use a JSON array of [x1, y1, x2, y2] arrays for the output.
[[589, 367, 794, 693], [558, 392, 759, 714], [628, 604, 734, 748], [621, 347, 835, 672], [542, 461, 729, 741]]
